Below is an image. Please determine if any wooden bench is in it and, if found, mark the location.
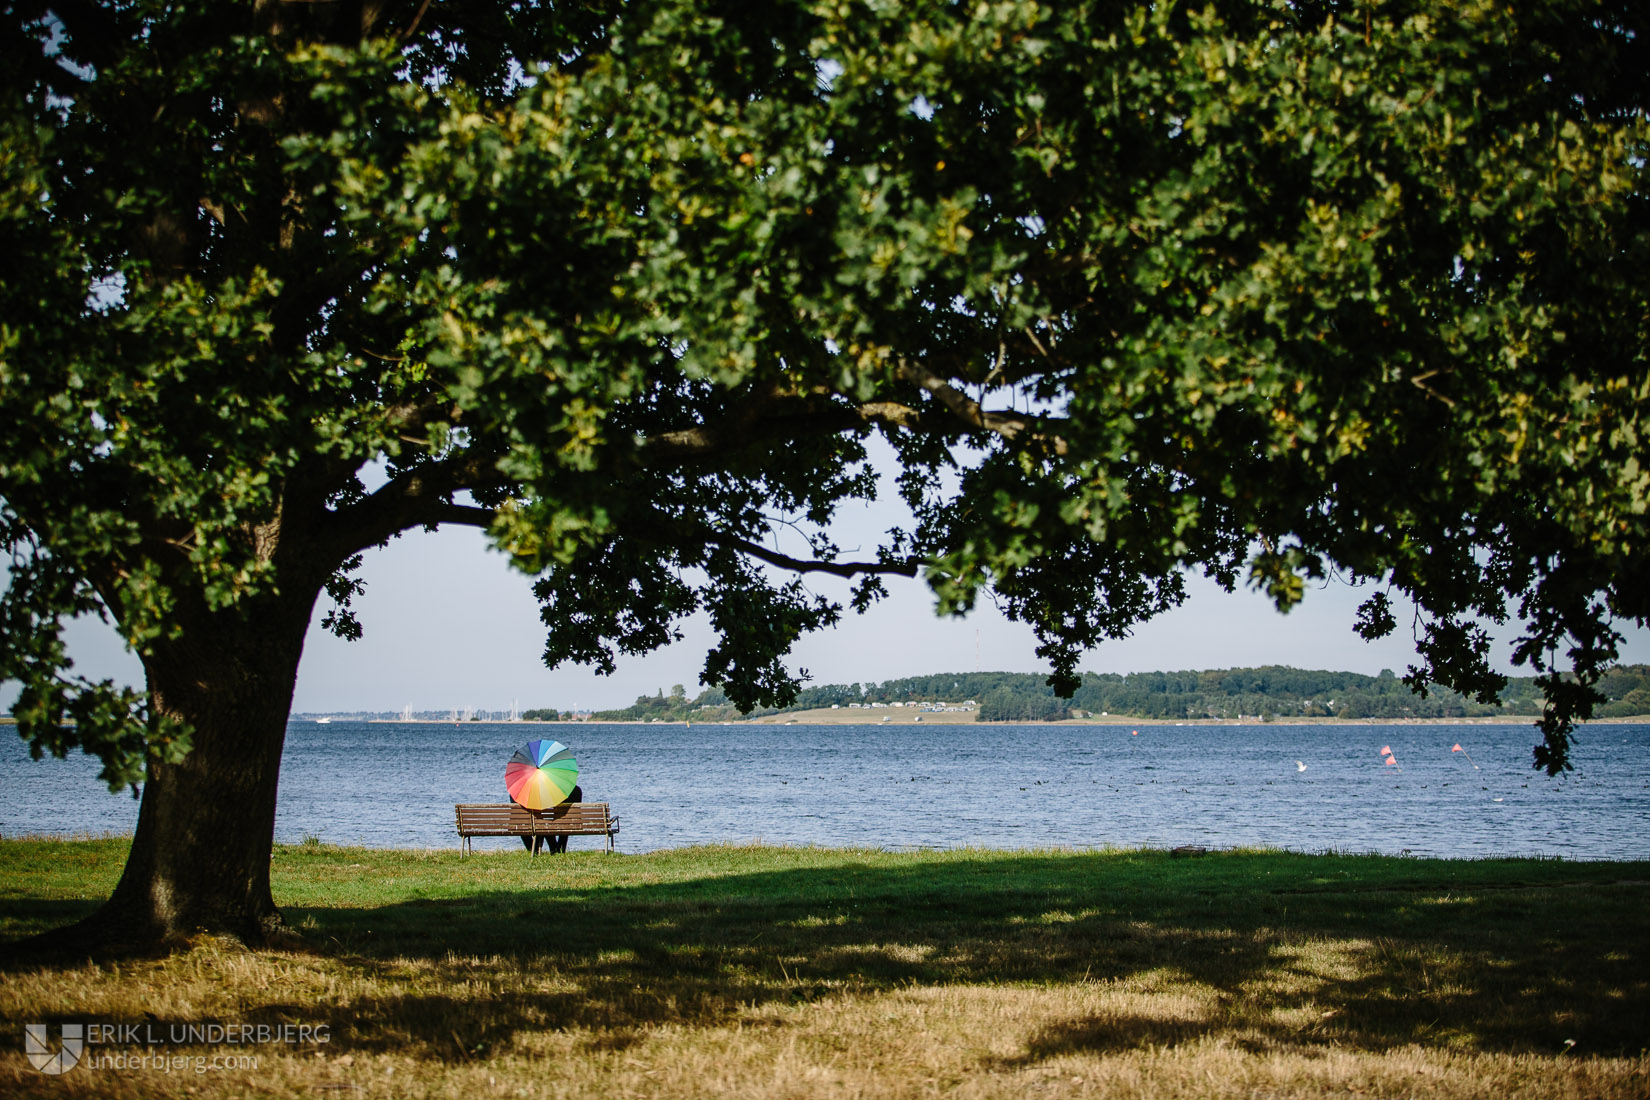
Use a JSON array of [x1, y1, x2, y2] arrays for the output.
[[454, 802, 620, 854]]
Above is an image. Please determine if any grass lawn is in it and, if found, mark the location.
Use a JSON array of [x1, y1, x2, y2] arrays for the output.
[[1, 839, 1646, 1098]]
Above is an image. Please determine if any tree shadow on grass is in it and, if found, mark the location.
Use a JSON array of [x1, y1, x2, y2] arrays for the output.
[[258, 852, 1647, 1065], [0, 899, 103, 942], [3, 851, 1644, 1067]]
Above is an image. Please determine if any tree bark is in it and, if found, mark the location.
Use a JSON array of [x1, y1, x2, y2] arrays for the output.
[[80, 586, 319, 948]]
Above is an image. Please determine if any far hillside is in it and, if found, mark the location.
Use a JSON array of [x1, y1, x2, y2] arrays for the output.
[[568, 665, 1650, 723]]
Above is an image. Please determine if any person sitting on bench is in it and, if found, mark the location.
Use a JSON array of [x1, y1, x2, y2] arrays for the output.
[[548, 785, 582, 853], [519, 785, 583, 855]]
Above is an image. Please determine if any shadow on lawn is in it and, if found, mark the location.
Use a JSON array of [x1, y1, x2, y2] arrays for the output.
[[264, 853, 1646, 1064]]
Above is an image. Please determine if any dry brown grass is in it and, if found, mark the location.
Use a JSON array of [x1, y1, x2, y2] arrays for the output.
[[2, 841, 1645, 1098]]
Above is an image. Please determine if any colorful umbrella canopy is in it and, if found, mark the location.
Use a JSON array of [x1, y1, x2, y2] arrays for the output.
[[505, 740, 580, 810]]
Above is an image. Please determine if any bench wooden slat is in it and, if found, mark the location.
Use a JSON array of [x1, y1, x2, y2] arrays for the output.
[[454, 803, 620, 854]]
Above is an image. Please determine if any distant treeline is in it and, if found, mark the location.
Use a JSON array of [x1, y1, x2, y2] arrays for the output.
[[973, 667, 1539, 722], [964, 664, 1648, 721], [554, 664, 1650, 723], [785, 667, 1550, 722], [578, 685, 749, 724]]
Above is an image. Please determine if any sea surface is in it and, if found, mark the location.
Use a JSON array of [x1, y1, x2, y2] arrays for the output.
[[3, 721, 1648, 859]]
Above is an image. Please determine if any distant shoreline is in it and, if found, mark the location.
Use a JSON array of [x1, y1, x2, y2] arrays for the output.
[[304, 713, 1650, 727], [15, 713, 1646, 728], [728, 710, 1650, 726]]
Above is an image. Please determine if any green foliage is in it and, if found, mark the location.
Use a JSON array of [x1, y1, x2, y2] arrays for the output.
[[1593, 664, 1650, 718], [1063, 665, 1548, 722], [591, 685, 749, 723], [3, 0, 1647, 800], [779, 664, 1557, 722], [978, 687, 1070, 723]]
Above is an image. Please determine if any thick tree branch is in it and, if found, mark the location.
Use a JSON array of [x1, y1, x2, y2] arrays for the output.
[[706, 532, 921, 579], [381, 392, 461, 439], [420, 501, 497, 529], [640, 364, 1068, 467], [854, 401, 924, 430], [643, 404, 873, 462], [892, 359, 1068, 454], [639, 383, 797, 462], [326, 451, 504, 555]]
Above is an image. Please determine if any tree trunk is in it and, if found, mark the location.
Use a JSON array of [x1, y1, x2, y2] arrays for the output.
[[85, 587, 319, 948]]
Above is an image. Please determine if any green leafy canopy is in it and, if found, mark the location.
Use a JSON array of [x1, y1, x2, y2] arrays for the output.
[[3, 0, 1646, 785]]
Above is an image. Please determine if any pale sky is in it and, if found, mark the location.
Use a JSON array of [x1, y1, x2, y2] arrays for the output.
[[9, 441, 1649, 713], [29, 514, 1650, 715]]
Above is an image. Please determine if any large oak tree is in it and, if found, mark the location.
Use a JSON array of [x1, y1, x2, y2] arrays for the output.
[[3, 0, 1646, 946]]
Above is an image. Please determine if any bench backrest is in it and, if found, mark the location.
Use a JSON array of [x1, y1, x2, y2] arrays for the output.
[[454, 802, 614, 833]]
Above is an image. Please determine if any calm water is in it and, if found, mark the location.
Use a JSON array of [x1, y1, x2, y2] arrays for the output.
[[3, 721, 1648, 859]]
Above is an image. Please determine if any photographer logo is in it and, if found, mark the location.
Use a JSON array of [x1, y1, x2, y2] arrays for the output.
[[25, 1023, 84, 1075]]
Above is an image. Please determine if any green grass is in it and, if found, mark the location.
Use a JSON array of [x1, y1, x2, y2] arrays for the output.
[[2, 839, 1647, 1098]]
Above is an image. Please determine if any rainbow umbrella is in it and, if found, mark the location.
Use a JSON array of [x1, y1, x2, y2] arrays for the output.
[[505, 740, 579, 810]]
